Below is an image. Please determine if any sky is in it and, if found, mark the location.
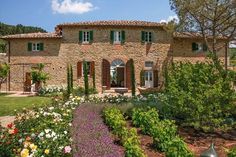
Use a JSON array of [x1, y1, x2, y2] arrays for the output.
[[0, 0, 177, 32]]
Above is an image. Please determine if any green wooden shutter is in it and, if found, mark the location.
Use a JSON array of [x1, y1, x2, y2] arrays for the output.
[[192, 42, 198, 51], [79, 31, 83, 43], [39, 43, 44, 51], [28, 42, 32, 51], [110, 30, 114, 44], [121, 31, 125, 44], [89, 31, 93, 43], [141, 31, 145, 43], [150, 32, 153, 42], [203, 43, 208, 52]]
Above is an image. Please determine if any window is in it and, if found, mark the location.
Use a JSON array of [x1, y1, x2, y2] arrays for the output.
[[83, 31, 90, 43], [192, 42, 208, 52], [145, 61, 153, 68], [32, 43, 40, 51], [142, 31, 152, 43], [79, 31, 93, 44], [28, 42, 44, 52], [110, 30, 125, 44], [114, 31, 121, 43]]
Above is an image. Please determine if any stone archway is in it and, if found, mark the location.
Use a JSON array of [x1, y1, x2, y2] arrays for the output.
[[110, 59, 125, 88]]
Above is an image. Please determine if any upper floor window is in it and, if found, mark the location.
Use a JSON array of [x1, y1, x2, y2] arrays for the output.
[[192, 42, 208, 52], [110, 30, 125, 44], [142, 31, 153, 43], [28, 42, 44, 52], [79, 31, 93, 44]]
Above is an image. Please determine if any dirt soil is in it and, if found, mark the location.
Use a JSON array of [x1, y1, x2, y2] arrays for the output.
[[127, 120, 236, 157]]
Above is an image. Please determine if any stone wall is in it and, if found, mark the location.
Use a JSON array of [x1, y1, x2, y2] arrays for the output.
[[8, 26, 172, 92], [6, 25, 228, 92]]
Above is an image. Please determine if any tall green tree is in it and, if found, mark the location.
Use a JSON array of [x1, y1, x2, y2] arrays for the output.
[[130, 59, 136, 96], [170, 0, 236, 70], [83, 60, 89, 96], [0, 63, 9, 91], [67, 64, 72, 95]]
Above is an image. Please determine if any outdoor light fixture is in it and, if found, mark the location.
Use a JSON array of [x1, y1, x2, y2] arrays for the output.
[[200, 143, 218, 157]]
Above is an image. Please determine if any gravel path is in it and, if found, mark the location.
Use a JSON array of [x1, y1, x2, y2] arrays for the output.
[[72, 103, 124, 157]]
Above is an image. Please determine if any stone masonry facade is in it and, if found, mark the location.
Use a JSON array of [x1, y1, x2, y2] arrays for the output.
[[1, 21, 228, 92]]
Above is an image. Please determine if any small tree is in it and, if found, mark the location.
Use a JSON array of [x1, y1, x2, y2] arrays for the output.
[[83, 60, 89, 96], [130, 59, 136, 96], [67, 64, 72, 95], [0, 63, 9, 91], [92, 65, 96, 91], [70, 64, 73, 91], [31, 63, 49, 91]]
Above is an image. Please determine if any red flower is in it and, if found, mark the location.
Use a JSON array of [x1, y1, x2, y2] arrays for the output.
[[7, 123, 13, 129], [13, 128, 18, 134]]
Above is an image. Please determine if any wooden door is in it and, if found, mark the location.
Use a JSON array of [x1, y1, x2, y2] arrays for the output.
[[24, 72, 31, 92], [102, 59, 110, 90]]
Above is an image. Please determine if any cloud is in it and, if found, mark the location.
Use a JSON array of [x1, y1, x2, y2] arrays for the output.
[[160, 15, 179, 23], [51, 0, 96, 14]]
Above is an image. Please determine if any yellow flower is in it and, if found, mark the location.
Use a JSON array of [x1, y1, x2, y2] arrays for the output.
[[29, 144, 37, 151], [44, 149, 50, 154], [20, 148, 29, 157]]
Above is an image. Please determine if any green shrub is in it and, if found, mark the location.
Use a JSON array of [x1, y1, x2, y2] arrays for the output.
[[164, 61, 236, 132], [124, 128, 146, 157], [165, 136, 193, 157], [132, 107, 159, 134], [152, 119, 177, 152], [227, 147, 236, 157], [83, 60, 89, 96], [103, 107, 146, 157]]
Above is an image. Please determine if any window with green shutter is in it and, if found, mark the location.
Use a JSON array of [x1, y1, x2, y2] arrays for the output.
[[89, 31, 93, 43], [39, 43, 44, 51], [141, 31, 145, 43], [28, 42, 32, 51], [79, 31, 83, 43], [110, 30, 114, 44], [121, 31, 125, 44], [192, 42, 198, 51]]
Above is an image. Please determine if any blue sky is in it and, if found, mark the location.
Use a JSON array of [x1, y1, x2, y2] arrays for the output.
[[0, 0, 176, 32]]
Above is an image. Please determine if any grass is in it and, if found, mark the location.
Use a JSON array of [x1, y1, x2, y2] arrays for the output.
[[0, 94, 52, 116]]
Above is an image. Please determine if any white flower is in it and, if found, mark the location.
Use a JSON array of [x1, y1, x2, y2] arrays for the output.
[[44, 129, 51, 134], [38, 132, 45, 137], [68, 123, 72, 126], [46, 134, 51, 138], [64, 131, 68, 135]]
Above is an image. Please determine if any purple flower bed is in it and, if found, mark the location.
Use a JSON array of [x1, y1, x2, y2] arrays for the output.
[[72, 103, 124, 157]]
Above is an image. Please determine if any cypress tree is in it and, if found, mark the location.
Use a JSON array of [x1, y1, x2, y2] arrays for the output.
[[70, 64, 73, 92], [83, 60, 89, 96], [130, 59, 136, 96], [67, 64, 71, 95], [92, 65, 96, 91]]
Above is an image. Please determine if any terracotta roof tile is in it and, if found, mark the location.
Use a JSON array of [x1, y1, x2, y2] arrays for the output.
[[57, 20, 164, 28], [1, 32, 62, 39], [173, 32, 226, 39]]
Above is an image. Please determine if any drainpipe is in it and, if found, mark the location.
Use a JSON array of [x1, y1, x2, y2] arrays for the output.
[[8, 41, 10, 91]]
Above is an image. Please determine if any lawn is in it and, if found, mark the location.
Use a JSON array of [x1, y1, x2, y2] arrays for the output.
[[0, 95, 52, 116]]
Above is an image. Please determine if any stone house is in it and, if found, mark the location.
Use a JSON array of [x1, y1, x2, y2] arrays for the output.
[[0, 20, 229, 93]]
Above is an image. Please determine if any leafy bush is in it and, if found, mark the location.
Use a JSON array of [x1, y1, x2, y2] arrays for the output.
[[132, 107, 159, 134], [131, 107, 193, 156], [38, 85, 65, 96], [103, 107, 146, 157], [164, 61, 236, 132], [227, 147, 236, 157], [165, 137, 193, 157], [75, 86, 97, 96]]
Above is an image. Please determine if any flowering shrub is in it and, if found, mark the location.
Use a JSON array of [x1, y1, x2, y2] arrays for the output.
[[0, 96, 81, 157], [38, 85, 65, 96], [103, 107, 146, 157]]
